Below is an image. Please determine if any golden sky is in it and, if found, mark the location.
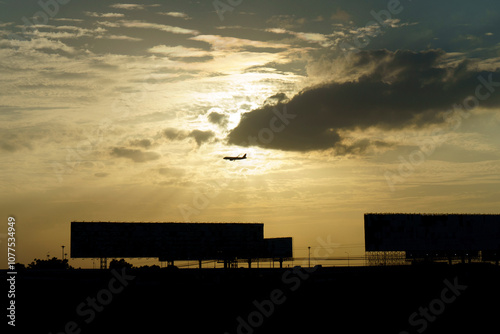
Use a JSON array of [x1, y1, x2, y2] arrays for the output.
[[1, 0, 500, 268]]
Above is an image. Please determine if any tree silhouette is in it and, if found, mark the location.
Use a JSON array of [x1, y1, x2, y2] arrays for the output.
[[109, 258, 133, 270], [14, 263, 26, 270], [138, 264, 160, 270], [28, 257, 72, 269]]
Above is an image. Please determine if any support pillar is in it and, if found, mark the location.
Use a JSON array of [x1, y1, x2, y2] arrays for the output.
[[100, 257, 107, 269]]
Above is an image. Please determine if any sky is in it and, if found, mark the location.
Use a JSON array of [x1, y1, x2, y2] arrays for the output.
[[1, 0, 500, 268]]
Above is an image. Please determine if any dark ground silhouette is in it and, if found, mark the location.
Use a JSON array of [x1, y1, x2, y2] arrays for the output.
[[7, 263, 500, 334]]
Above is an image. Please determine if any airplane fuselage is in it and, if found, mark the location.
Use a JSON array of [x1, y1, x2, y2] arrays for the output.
[[223, 157, 246, 161], [223, 154, 247, 161]]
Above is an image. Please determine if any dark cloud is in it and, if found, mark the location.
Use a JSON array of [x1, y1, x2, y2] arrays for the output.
[[334, 139, 395, 156], [129, 138, 153, 148], [263, 92, 289, 105], [0, 134, 32, 152], [0, 122, 72, 153], [266, 14, 306, 29], [162, 128, 215, 146], [227, 49, 500, 153], [189, 129, 215, 146], [110, 147, 160, 162], [207, 112, 229, 127], [163, 128, 188, 141], [167, 56, 214, 63]]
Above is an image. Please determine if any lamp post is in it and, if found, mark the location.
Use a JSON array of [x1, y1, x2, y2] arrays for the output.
[[345, 252, 350, 267], [61, 245, 65, 260]]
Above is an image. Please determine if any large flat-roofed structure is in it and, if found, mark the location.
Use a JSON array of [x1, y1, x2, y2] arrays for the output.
[[71, 222, 292, 268], [364, 214, 500, 264]]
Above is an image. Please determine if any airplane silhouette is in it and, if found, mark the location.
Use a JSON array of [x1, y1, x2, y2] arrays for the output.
[[223, 153, 247, 161]]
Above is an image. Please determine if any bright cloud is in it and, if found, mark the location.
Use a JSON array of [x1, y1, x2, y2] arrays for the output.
[[190, 34, 290, 51], [119, 20, 199, 35]]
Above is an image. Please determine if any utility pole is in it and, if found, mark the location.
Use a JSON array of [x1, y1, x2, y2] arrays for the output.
[[308, 246, 311, 268], [345, 252, 350, 267]]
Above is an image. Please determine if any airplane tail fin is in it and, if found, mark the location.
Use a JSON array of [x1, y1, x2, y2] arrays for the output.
[[243, 154, 246, 158]]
